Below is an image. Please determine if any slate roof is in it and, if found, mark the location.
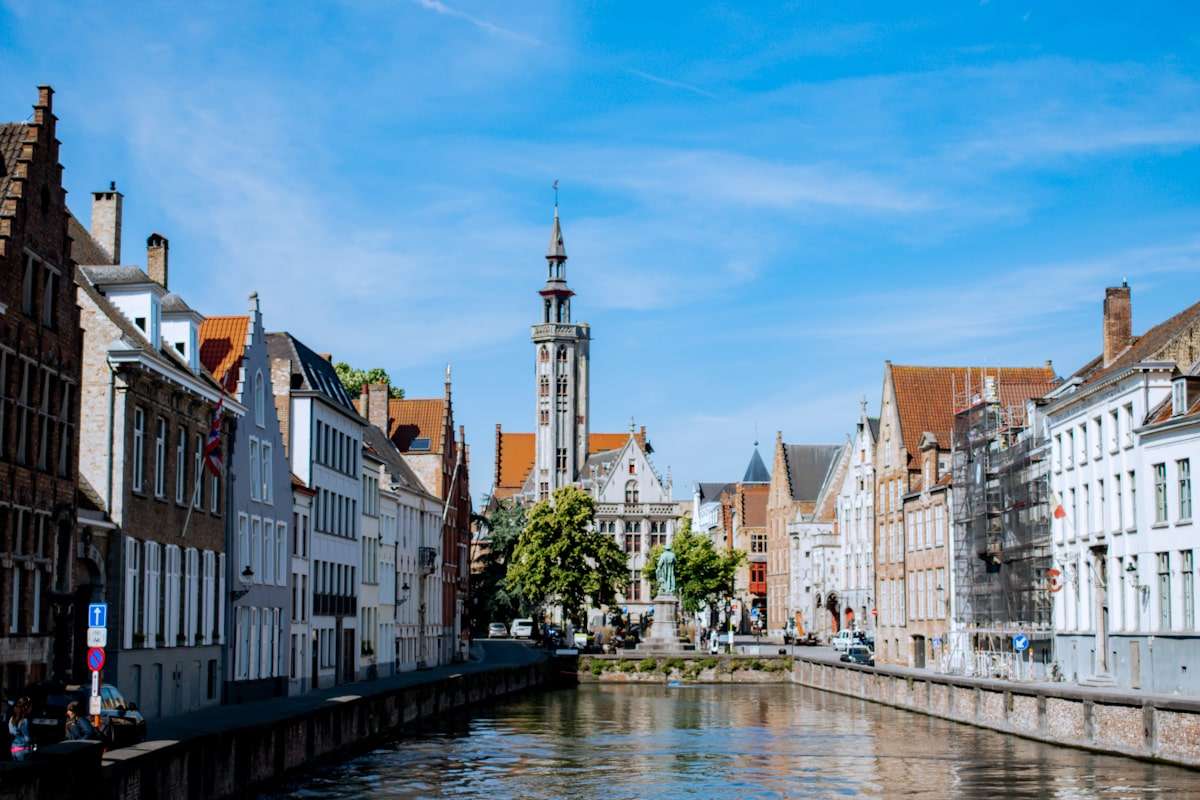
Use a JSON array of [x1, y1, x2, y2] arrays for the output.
[[492, 428, 650, 498], [199, 316, 250, 385], [1066, 299, 1200, 389], [866, 417, 880, 440], [161, 293, 195, 314], [75, 264, 156, 285], [0, 123, 28, 205], [265, 333, 357, 413], [387, 398, 447, 454], [783, 444, 844, 502], [697, 482, 734, 503], [742, 446, 770, 483], [67, 215, 114, 265], [890, 364, 1059, 460]]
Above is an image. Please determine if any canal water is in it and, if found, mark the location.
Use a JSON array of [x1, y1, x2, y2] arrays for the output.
[[266, 684, 1198, 799]]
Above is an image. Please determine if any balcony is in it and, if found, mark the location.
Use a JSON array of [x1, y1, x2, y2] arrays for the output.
[[419, 546, 438, 575]]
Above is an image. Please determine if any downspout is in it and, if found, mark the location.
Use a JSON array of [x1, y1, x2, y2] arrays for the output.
[[105, 358, 117, 515]]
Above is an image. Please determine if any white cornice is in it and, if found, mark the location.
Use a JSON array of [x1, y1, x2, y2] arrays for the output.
[[106, 347, 248, 415]]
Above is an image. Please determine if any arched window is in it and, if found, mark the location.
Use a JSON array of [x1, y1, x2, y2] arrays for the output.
[[625, 481, 639, 504], [556, 375, 568, 396], [254, 371, 265, 427], [539, 376, 550, 397], [539, 346, 549, 363], [543, 299, 551, 323], [556, 346, 568, 363]]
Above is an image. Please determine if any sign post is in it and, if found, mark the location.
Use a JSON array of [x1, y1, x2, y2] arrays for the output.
[[87, 603, 108, 727]]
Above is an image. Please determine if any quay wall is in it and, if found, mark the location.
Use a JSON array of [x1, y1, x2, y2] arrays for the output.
[[1, 657, 558, 800], [583, 653, 1200, 769]]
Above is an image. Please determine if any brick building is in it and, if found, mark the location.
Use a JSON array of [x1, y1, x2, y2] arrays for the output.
[[73, 205, 242, 717], [766, 435, 841, 636], [0, 86, 83, 689], [873, 362, 1056, 668]]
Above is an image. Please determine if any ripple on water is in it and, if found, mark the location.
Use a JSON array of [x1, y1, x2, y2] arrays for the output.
[[263, 684, 1198, 800]]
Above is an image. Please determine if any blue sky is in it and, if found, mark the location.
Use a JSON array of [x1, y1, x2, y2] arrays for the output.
[[4, 2, 1200, 502]]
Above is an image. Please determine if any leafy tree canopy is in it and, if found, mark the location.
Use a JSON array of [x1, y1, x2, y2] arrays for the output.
[[643, 516, 745, 614], [506, 486, 627, 628], [469, 500, 532, 631], [335, 362, 404, 398]]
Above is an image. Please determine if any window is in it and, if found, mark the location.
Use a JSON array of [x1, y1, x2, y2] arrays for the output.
[[1092, 417, 1102, 459], [1054, 435, 1062, 471], [1079, 424, 1088, 463], [1158, 552, 1172, 630], [176, 428, 187, 503], [1123, 403, 1134, 447], [133, 408, 145, 492], [123, 538, 140, 647], [41, 264, 58, 329], [1179, 459, 1192, 521], [1065, 430, 1074, 468], [1183, 551, 1195, 630], [628, 571, 642, 601], [251, 517, 262, 582], [1173, 381, 1187, 416], [194, 434, 204, 508], [1109, 409, 1119, 451], [1154, 463, 1168, 524], [1082, 485, 1091, 534], [210, 470, 219, 514], [1114, 474, 1124, 531], [276, 522, 287, 587], [539, 409, 549, 425], [624, 481, 639, 504], [1129, 470, 1137, 530], [255, 371, 265, 427], [249, 438, 261, 501], [154, 418, 167, 497], [539, 376, 549, 397], [751, 533, 767, 553], [262, 442, 273, 503], [556, 448, 567, 471], [1097, 479, 1105, 534]]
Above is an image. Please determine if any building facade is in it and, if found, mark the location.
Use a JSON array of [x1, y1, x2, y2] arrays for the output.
[[287, 475, 313, 694], [198, 294, 293, 703], [835, 404, 879, 633], [74, 217, 240, 718], [0, 86, 83, 690], [1046, 286, 1200, 693], [268, 334, 364, 688]]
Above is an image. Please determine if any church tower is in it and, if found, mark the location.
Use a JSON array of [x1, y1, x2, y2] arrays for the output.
[[532, 203, 590, 499]]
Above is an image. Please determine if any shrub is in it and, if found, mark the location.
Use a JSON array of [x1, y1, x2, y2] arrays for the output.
[[618, 659, 637, 673], [699, 657, 719, 671], [590, 661, 605, 676], [638, 657, 659, 673]]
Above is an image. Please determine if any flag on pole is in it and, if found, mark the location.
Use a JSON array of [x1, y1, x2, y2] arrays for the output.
[[1052, 490, 1067, 519], [204, 385, 227, 476]]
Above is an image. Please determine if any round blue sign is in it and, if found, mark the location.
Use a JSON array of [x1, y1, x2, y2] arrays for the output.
[[1012, 633, 1029, 652]]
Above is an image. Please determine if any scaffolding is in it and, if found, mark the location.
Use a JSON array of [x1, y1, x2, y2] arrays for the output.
[[949, 370, 1054, 680]]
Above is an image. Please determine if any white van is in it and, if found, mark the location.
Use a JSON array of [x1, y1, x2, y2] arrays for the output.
[[831, 630, 858, 652], [511, 619, 535, 639]]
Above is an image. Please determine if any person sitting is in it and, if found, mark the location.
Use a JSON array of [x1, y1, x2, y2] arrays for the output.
[[64, 701, 100, 742]]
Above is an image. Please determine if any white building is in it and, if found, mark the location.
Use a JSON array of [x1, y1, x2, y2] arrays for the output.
[[288, 477, 314, 695], [359, 449, 382, 678], [268, 334, 364, 689], [787, 445, 849, 638], [836, 403, 879, 632], [1045, 285, 1200, 693]]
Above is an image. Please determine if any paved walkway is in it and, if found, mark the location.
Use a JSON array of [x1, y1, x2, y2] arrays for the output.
[[144, 641, 546, 744], [790, 644, 1200, 708]]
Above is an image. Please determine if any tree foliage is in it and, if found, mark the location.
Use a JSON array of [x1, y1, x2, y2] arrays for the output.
[[468, 500, 532, 632], [643, 517, 745, 614], [335, 362, 404, 398], [506, 486, 628, 628]]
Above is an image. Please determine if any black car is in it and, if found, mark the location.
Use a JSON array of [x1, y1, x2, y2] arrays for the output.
[[840, 645, 874, 667], [27, 681, 147, 748]]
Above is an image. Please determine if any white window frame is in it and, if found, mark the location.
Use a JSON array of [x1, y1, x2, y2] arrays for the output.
[[133, 407, 145, 492]]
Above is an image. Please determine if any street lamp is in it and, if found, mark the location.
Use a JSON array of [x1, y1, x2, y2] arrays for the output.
[[397, 581, 412, 606], [230, 565, 254, 602]]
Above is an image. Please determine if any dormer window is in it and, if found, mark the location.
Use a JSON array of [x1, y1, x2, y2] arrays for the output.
[[1174, 379, 1187, 416], [135, 316, 146, 331]]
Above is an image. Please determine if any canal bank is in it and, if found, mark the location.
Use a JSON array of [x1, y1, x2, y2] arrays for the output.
[[0, 642, 562, 800], [580, 651, 1200, 770]]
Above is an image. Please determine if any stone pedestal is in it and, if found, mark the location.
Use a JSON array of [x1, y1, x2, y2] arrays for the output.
[[639, 595, 684, 652]]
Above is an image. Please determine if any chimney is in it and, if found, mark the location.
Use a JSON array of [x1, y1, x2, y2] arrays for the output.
[[1103, 282, 1132, 367], [365, 382, 390, 433], [90, 182, 123, 264], [146, 233, 168, 289], [319, 353, 333, 363]]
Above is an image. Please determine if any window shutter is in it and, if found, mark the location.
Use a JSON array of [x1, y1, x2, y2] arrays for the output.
[[202, 551, 215, 645], [123, 538, 139, 649], [217, 553, 226, 644]]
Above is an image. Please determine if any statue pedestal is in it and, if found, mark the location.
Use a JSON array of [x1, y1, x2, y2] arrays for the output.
[[639, 595, 684, 652]]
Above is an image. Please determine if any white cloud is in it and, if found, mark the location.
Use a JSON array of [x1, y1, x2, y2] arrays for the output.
[[624, 68, 717, 99], [412, 0, 543, 47]]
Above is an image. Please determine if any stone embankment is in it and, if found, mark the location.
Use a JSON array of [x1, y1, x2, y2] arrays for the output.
[[582, 652, 1200, 769], [1, 642, 561, 800]]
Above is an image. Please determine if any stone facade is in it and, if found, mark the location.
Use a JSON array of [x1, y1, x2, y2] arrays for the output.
[[0, 86, 83, 690], [835, 406, 878, 633]]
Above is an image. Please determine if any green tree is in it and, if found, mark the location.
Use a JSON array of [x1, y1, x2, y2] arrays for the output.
[[643, 517, 745, 614], [334, 362, 404, 398], [469, 500, 532, 631], [506, 486, 628, 628]]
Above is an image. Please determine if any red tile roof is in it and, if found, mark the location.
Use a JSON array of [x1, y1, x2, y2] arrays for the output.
[[890, 364, 1059, 461], [493, 428, 649, 498], [388, 398, 447, 453], [1069, 299, 1200, 389], [198, 316, 250, 385]]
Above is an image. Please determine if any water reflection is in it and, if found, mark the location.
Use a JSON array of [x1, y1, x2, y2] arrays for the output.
[[265, 684, 1192, 799]]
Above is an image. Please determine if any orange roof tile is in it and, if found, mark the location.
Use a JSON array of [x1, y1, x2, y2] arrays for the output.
[[198, 316, 250, 385], [388, 398, 446, 453], [890, 364, 1058, 462], [493, 429, 650, 497]]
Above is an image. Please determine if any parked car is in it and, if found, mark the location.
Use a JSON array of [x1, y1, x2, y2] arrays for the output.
[[27, 681, 146, 748], [831, 630, 858, 652], [487, 622, 508, 638], [510, 618, 536, 639], [841, 645, 874, 666]]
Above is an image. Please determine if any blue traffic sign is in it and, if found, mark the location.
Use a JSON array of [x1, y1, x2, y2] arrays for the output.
[[1013, 633, 1030, 652], [88, 603, 108, 628]]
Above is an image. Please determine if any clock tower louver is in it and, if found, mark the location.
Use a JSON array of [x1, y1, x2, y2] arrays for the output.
[[532, 204, 590, 500]]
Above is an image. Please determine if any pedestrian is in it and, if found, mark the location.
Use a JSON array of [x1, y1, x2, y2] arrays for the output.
[[8, 696, 33, 762], [64, 701, 100, 742], [708, 629, 719, 655]]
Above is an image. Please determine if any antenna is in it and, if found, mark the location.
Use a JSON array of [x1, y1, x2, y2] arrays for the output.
[[553, 179, 559, 210]]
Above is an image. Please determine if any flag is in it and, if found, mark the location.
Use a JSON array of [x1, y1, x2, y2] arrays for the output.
[[204, 375, 233, 476], [1052, 489, 1066, 519]]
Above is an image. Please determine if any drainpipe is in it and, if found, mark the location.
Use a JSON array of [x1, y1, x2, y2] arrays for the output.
[[105, 358, 118, 515]]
